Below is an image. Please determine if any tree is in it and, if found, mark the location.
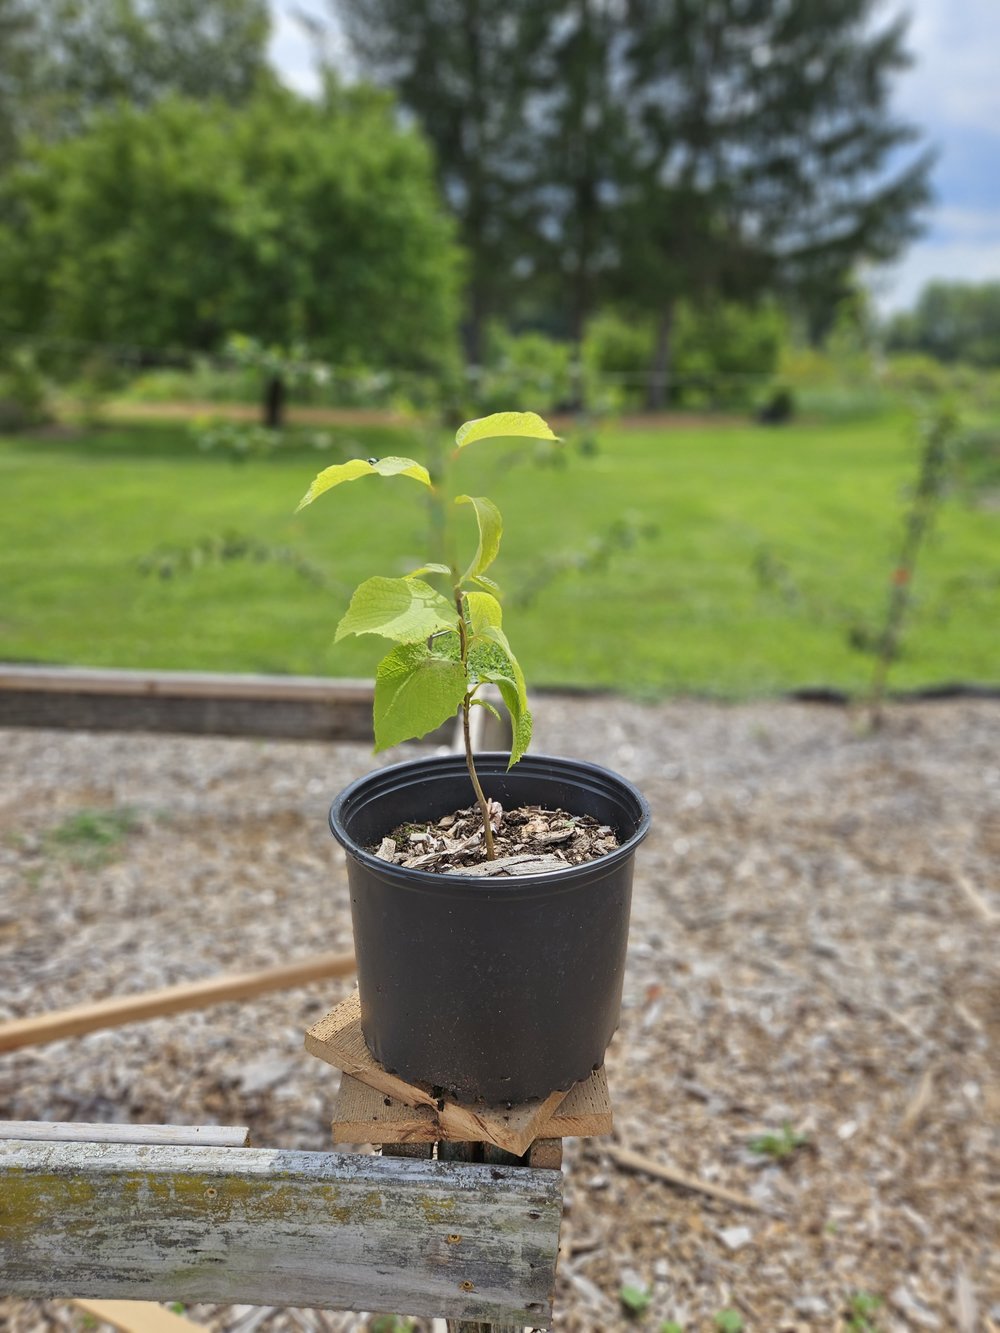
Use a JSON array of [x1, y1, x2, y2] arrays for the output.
[[0, 0, 37, 169], [885, 281, 1000, 366], [611, 0, 932, 407], [330, 0, 930, 407], [331, 0, 544, 363], [27, 0, 273, 138], [0, 85, 463, 406]]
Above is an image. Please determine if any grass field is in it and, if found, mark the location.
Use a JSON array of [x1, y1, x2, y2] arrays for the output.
[[0, 412, 996, 697]]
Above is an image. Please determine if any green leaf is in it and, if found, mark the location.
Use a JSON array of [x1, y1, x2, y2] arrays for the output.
[[335, 577, 459, 644], [405, 562, 452, 579], [455, 411, 559, 449], [295, 455, 431, 511], [470, 696, 504, 725], [714, 1312, 745, 1333], [374, 644, 467, 751], [660, 1323, 685, 1333], [619, 1285, 653, 1316], [464, 590, 503, 635], [456, 494, 503, 580], [471, 632, 531, 766], [471, 573, 502, 595]]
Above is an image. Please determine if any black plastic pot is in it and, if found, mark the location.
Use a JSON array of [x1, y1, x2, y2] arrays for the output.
[[329, 752, 650, 1104]]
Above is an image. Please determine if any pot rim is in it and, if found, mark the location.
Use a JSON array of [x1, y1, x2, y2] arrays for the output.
[[329, 750, 651, 895]]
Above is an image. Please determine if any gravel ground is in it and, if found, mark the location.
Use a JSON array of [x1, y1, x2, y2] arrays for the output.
[[0, 697, 997, 1333]]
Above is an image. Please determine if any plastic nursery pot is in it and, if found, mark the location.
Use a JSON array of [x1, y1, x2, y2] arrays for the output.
[[329, 751, 651, 1104]]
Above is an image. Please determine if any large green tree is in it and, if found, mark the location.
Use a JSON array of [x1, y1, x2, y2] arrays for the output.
[[331, 0, 930, 405], [0, 85, 463, 375]]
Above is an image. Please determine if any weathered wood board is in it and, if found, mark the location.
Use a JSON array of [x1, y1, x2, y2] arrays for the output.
[[331, 1070, 612, 1145], [0, 1139, 561, 1326], [305, 994, 573, 1156], [0, 1122, 249, 1148]]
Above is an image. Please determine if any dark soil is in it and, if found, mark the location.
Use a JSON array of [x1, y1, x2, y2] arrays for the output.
[[370, 801, 621, 875]]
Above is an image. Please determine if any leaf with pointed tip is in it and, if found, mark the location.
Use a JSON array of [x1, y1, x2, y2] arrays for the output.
[[469, 626, 531, 765], [374, 643, 467, 751], [470, 696, 504, 725], [471, 573, 502, 595], [455, 411, 559, 450], [335, 576, 459, 644], [296, 455, 430, 511], [456, 494, 502, 581], [405, 562, 452, 579], [464, 590, 502, 636]]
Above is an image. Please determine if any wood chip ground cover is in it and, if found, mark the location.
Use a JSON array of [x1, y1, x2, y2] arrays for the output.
[[0, 698, 997, 1332]]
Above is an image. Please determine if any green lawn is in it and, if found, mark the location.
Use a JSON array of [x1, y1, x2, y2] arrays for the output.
[[0, 414, 996, 696]]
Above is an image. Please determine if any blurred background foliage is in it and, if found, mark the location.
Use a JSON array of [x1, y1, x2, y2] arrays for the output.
[[0, 0, 996, 695]]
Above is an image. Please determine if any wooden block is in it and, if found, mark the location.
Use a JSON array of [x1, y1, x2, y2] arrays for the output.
[[0, 1138, 561, 1326], [308, 997, 586, 1156], [305, 993, 439, 1110], [527, 1139, 564, 1170], [330, 1068, 612, 1147], [0, 1122, 249, 1149], [71, 1299, 206, 1333]]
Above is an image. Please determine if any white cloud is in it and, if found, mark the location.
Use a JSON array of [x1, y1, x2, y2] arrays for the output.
[[871, 231, 1000, 312], [894, 0, 1000, 134]]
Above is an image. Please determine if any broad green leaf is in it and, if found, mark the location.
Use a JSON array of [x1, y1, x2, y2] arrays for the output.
[[456, 494, 503, 580], [455, 411, 558, 450], [295, 455, 430, 511], [374, 644, 467, 751], [477, 623, 528, 707], [470, 628, 531, 765], [481, 672, 532, 766], [405, 562, 452, 579], [464, 590, 502, 636], [335, 576, 459, 644]]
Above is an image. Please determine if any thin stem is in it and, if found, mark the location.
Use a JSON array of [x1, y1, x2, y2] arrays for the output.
[[455, 587, 496, 860]]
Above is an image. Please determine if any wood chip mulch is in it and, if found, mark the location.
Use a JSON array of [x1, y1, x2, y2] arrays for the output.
[[371, 801, 621, 875]]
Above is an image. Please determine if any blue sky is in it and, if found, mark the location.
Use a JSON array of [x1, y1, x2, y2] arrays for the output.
[[268, 0, 1000, 314]]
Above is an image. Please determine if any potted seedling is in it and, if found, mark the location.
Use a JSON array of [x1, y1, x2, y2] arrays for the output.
[[297, 411, 650, 1103]]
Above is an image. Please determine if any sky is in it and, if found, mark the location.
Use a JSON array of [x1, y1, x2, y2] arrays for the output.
[[268, 0, 1000, 315]]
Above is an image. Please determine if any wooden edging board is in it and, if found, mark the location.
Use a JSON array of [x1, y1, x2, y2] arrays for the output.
[[0, 666, 382, 741], [0, 1139, 562, 1326]]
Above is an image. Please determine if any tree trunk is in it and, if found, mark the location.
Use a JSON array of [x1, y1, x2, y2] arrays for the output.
[[645, 299, 675, 412], [263, 373, 285, 430]]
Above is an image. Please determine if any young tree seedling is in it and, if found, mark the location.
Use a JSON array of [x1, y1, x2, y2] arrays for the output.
[[296, 410, 559, 859]]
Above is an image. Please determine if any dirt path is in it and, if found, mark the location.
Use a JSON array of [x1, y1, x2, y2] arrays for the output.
[[1, 697, 997, 1331]]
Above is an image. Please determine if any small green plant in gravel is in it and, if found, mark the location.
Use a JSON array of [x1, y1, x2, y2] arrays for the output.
[[297, 410, 557, 859], [46, 808, 138, 866], [714, 1311, 745, 1333], [659, 1322, 685, 1333], [748, 1121, 809, 1160], [619, 1283, 654, 1317], [845, 1290, 884, 1331]]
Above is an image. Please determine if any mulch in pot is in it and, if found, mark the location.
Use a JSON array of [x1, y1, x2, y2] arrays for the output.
[[370, 801, 621, 876]]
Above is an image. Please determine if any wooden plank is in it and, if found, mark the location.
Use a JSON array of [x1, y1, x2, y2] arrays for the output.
[[1, 1122, 249, 1148], [305, 996, 570, 1156], [71, 1299, 206, 1333], [0, 665, 448, 744], [0, 951, 356, 1053], [330, 1071, 611, 1145], [0, 1139, 561, 1326]]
